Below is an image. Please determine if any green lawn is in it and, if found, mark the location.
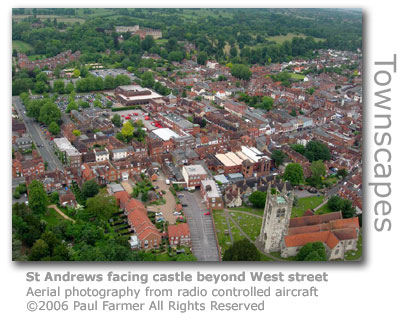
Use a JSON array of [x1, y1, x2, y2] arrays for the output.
[[228, 211, 262, 242], [292, 196, 324, 217], [290, 73, 306, 80], [315, 202, 333, 215], [227, 205, 265, 216], [212, 210, 233, 253], [12, 40, 34, 53], [265, 33, 324, 44], [41, 208, 66, 226]]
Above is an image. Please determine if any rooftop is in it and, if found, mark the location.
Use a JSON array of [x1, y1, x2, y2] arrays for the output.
[[184, 164, 207, 176], [152, 128, 180, 141]]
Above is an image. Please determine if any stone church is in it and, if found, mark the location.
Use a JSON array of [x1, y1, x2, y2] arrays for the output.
[[258, 183, 294, 253]]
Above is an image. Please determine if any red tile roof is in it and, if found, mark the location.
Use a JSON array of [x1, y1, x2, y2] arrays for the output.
[[168, 223, 190, 239], [284, 212, 360, 249]]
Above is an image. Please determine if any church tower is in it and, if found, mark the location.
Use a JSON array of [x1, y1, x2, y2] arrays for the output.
[[258, 182, 294, 253]]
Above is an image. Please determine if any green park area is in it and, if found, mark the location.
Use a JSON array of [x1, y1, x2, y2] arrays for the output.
[[292, 195, 324, 217], [12, 40, 34, 53]]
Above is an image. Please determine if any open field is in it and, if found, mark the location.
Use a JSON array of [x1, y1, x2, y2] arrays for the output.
[[42, 208, 66, 226], [290, 73, 306, 80], [292, 195, 324, 217], [12, 14, 85, 24], [227, 205, 265, 216], [314, 202, 333, 215], [229, 211, 262, 242], [266, 33, 324, 44], [12, 40, 33, 53]]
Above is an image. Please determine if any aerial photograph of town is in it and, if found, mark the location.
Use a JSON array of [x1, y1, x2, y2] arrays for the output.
[[11, 8, 362, 262]]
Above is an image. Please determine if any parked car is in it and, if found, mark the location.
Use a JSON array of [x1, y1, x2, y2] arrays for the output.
[[182, 204, 188, 207], [203, 211, 211, 216]]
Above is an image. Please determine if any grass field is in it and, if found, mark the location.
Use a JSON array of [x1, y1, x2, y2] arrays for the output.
[[12, 14, 85, 24], [229, 211, 262, 242], [12, 40, 33, 53], [42, 208, 66, 226], [292, 195, 324, 217], [290, 73, 306, 80], [314, 202, 333, 215], [212, 210, 232, 254], [266, 33, 324, 44], [227, 206, 265, 216]]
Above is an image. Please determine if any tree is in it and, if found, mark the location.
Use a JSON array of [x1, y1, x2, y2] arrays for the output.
[[231, 64, 252, 80], [72, 129, 81, 136], [39, 101, 61, 126], [305, 141, 331, 162], [328, 195, 344, 211], [66, 100, 78, 113], [65, 82, 75, 94], [29, 239, 50, 261], [249, 191, 267, 209], [86, 194, 118, 221], [121, 121, 134, 143], [28, 180, 48, 215], [291, 144, 306, 155], [271, 150, 285, 167], [53, 79, 65, 94], [327, 196, 356, 218], [283, 163, 304, 186], [48, 122, 60, 135], [72, 69, 80, 78], [223, 238, 261, 261], [81, 179, 100, 199], [296, 242, 327, 261], [197, 51, 208, 65], [111, 114, 122, 127], [309, 160, 326, 186], [141, 71, 155, 88]]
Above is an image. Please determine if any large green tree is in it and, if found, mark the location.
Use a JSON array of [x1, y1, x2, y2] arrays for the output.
[[223, 238, 261, 261], [28, 180, 48, 215], [283, 163, 304, 186], [86, 194, 118, 221], [305, 141, 331, 162], [231, 64, 252, 80], [249, 191, 267, 209], [81, 179, 100, 199], [38, 101, 61, 126], [111, 114, 122, 127], [296, 242, 327, 261]]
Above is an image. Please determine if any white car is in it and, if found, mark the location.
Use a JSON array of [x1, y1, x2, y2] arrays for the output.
[[155, 212, 163, 216], [173, 211, 181, 216]]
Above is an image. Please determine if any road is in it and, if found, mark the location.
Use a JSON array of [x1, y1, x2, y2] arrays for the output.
[[12, 97, 63, 172], [179, 190, 220, 261]]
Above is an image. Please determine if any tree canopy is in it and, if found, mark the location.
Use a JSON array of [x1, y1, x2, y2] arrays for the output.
[[283, 163, 304, 186], [28, 180, 48, 215], [223, 238, 261, 261], [249, 191, 267, 209]]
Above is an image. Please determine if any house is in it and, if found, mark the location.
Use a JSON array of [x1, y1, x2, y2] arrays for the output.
[[182, 164, 209, 190], [116, 194, 162, 250], [200, 179, 224, 210], [168, 223, 191, 247]]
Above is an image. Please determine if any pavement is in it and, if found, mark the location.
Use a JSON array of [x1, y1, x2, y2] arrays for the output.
[[12, 97, 63, 172], [147, 173, 177, 224], [179, 190, 220, 261]]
